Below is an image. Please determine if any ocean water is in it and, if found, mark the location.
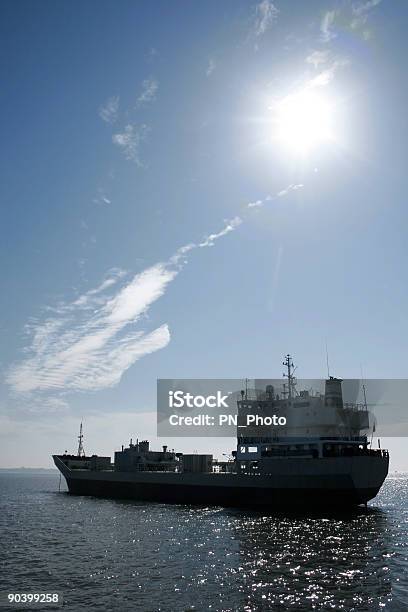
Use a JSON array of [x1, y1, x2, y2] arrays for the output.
[[0, 473, 407, 611]]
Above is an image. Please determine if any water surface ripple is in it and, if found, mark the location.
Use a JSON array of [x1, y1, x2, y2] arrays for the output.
[[0, 473, 407, 611]]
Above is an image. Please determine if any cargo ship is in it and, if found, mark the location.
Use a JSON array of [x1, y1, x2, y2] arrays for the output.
[[53, 356, 389, 509]]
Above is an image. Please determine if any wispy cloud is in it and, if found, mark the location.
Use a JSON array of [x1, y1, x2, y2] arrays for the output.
[[206, 58, 216, 77], [6, 219, 242, 398], [320, 10, 337, 43], [307, 56, 349, 88], [147, 47, 158, 60], [92, 187, 112, 205], [7, 181, 302, 402], [248, 184, 304, 208], [169, 217, 243, 265], [305, 50, 330, 68], [320, 1, 381, 43], [136, 77, 159, 106], [351, 0, 381, 29], [112, 124, 150, 165], [253, 0, 279, 37], [99, 96, 120, 123], [6, 267, 175, 395], [71, 268, 127, 309], [305, 8, 351, 91], [198, 217, 242, 247]]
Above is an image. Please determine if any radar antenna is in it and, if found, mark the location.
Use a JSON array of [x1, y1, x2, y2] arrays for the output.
[[283, 354, 296, 400], [325, 341, 331, 378], [77, 422, 85, 457]]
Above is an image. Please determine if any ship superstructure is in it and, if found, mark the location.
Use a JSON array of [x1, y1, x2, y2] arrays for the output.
[[235, 356, 377, 472]]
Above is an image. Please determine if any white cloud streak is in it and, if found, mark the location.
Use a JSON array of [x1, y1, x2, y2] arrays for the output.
[[6, 219, 242, 397], [351, 0, 381, 29], [253, 0, 279, 37], [198, 217, 242, 247], [136, 77, 159, 106], [71, 268, 127, 309], [6, 265, 174, 394], [99, 96, 120, 123], [320, 10, 337, 42], [248, 184, 304, 208], [93, 188, 112, 206], [306, 50, 330, 68], [7, 182, 302, 402], [306, 56, 349, 88], [112, 124, 150, 165], [206, 58, 216, 77]]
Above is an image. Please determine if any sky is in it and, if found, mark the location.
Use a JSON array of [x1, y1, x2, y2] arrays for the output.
[[1, 0, 408, 469]]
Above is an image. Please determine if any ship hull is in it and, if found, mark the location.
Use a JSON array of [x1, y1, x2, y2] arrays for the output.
[[66, 478, 380, 508], [54, 455, 388, 509]]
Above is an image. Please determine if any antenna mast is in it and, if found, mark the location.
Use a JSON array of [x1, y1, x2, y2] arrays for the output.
[[325, 341, 331, 378], [77, 422, 85, 457], [360, 365, 368, 412], [283, 354, 296, 400]]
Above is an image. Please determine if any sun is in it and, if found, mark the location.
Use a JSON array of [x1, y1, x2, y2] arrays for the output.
[[274, 90, 334, 154]]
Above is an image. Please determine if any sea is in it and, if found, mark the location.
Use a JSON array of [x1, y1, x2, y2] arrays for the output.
[[0, 472, 407, 611]]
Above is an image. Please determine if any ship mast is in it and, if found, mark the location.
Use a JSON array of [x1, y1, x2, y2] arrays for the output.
[[283, 354, 296, 400], [360, 365, 368, 412], [77, 422, 85, 457]]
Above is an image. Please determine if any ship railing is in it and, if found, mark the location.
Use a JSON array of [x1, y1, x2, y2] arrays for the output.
[[240, 388, 328, 401], [238, 389, 273, 401], [343, 402, 369, 412], [322, 446, 389, 458]]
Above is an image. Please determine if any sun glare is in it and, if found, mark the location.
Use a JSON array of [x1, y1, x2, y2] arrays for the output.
[[274, 90, 334, 154]]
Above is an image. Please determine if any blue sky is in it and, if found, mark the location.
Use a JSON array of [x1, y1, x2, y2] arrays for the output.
[[1, 0, 407, 467]]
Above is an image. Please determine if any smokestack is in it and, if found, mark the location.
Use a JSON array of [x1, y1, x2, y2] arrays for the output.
[[325, 377, 343, 409]]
